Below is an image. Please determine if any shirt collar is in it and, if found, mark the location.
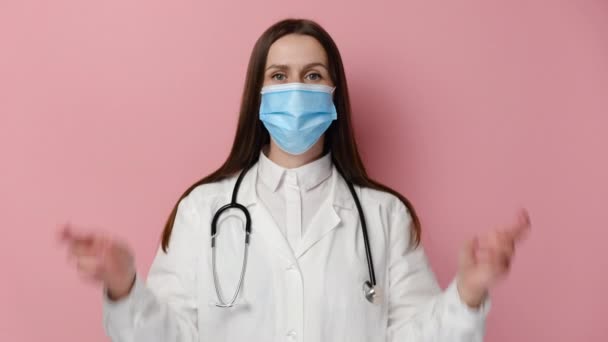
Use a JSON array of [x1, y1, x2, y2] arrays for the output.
[[258, 148, 333, 192]]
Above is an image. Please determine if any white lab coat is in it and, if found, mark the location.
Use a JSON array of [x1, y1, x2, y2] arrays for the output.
[[102, 161, 489, 342]]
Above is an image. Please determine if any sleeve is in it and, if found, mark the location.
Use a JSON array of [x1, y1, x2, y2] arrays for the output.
[[387, 199, 491, 342], [102, 194, 200, 342]]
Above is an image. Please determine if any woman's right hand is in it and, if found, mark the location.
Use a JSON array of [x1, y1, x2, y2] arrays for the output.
[[59, 223, 137, 300]]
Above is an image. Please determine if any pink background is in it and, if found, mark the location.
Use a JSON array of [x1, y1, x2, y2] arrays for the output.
[[1, 0, 607, 341]]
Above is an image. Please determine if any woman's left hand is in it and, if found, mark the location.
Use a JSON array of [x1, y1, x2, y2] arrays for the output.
[[456, 209, 531, 308]]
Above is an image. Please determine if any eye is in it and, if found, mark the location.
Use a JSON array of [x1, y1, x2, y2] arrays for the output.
[[305, 72, 322, 81], [271, 73, 287, 81]]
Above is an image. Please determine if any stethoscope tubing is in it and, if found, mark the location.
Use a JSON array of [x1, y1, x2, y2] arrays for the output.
[[210, 161, 378, 307]]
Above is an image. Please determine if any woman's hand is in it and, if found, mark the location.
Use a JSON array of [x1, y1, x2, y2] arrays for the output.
[[59, 223, 136, 300], [456, 209, 531, 308]]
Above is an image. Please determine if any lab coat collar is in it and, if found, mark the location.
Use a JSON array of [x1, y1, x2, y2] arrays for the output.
[[238, 158, 355, 210], [236, 158, 356, 261], [257, 149, 334, 192]]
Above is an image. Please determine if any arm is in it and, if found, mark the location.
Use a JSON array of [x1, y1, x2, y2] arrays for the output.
[[102, 195, 200, 342], [387, 200, 490, 342]]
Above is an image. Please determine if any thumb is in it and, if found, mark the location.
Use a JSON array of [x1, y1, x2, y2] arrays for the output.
[[507, 209, 532, 243]]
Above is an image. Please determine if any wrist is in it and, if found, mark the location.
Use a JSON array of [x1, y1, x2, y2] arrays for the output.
[[107, 273, 136, 301], [456, 276, 487, 309]]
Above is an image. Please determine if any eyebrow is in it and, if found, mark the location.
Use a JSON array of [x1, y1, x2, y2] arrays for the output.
[[265, 62, 329, 71]]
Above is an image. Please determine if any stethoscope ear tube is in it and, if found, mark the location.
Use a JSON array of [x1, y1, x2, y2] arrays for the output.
[[344, 180, 376, 288], [343, 178, 379, 305], [333, 164, 379, 304]]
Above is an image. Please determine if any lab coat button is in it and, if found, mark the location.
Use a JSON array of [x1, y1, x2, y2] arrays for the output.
[[286, 264, 295, 271]]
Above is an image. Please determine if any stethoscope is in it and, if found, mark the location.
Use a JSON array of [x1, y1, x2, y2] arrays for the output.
[[211, 163, 380, 308]]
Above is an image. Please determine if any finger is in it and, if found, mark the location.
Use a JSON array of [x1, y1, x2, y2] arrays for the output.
[[68, 233, 110, 257], [484, 248, 512, 273], [58, 222, 91, 243], [60, 222, 106, 242], [69, 242, 98, 257], [475, 249, 492, 262], [493, 252, 511, 274], [484, 244, 512, 269], [506, 222, 530, 243], [76, 255, 103, 275], [70, 228, 109, 245], [509, 209, 532, 242], [77, 269, 104, 283], [62, 234, 95, 251], [461, 237, 479, 266], [492, 212, 531, 246], [475, 243, 508, 260], [97, 235, 112, 261], [58, 222, 82, 244], [67, 230, 97, 244], [518, 208, 531, 226], [478, 232, 515, 259], [475, 242, 506, 264], [464, 237, 478, 253]]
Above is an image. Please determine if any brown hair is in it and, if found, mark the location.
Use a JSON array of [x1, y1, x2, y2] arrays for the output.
[[161, 18, 421, 252]]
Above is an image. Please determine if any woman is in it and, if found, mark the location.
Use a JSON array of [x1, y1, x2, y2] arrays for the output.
[[60, 18, 530, 342]]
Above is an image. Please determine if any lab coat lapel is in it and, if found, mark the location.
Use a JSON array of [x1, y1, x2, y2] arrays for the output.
[[239, 163, 299, 265], [295, 166, 355, 259]]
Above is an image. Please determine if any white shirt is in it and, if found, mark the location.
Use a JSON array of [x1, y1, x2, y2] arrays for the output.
[[102, 153, 490, 342], [256, 150, 333, 252]]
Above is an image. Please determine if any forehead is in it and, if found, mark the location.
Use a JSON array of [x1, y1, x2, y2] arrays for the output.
[[266, 34, 328, 66]]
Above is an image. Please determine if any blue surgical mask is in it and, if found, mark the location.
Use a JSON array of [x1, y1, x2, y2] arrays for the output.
[[259, 82, 337, 155]]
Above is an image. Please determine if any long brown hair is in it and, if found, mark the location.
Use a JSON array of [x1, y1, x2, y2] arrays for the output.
[[161, 18, 421, 252]]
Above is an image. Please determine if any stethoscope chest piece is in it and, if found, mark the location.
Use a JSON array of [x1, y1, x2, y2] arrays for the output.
[[363, 281, 383, 305]]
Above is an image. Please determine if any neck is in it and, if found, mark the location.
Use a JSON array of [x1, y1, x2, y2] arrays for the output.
[[265, 138, 325, 169]]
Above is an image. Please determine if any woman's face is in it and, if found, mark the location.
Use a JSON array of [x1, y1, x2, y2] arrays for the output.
[[263, 34, 334, 87]]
